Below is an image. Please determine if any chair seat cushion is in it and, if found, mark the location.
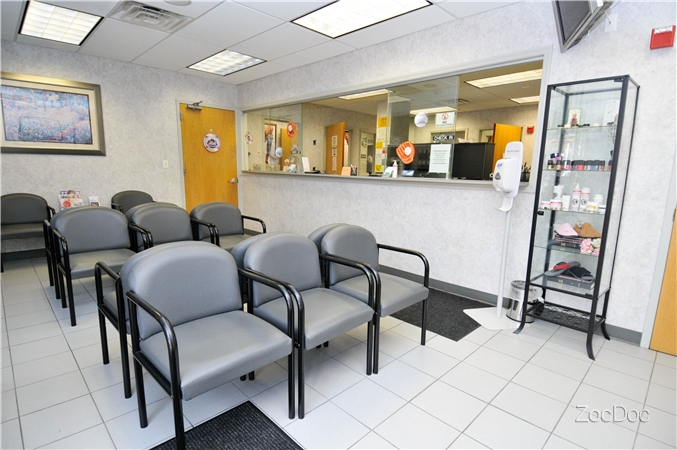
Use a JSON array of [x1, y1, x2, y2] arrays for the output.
[[140, 311, 291, 400], [203, 234, 248, 252], [67, 249, 136, 279], [254, 287, 374, 349], [331, 272, 429, 317], [1, 223, 43, 240]]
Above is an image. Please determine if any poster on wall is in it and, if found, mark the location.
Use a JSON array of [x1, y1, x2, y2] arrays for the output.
[[58, 190, 83, 210]]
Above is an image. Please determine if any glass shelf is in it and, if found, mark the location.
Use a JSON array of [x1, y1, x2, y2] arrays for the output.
[[536, 242, 600, 257], [546, 125, 618, 132], [538, 208, 605, 216]]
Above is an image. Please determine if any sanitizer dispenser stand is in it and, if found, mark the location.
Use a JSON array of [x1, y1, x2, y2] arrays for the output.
[[464, 142, 524, 330]]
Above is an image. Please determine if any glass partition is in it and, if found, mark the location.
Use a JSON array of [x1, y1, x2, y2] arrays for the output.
[[243, 60, 542, 181]]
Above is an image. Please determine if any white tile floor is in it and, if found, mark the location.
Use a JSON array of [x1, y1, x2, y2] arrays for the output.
[[1, 257, 676, 449]]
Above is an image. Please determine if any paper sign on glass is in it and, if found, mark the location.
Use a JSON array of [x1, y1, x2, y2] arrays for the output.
[[429, 144, 452, 174]]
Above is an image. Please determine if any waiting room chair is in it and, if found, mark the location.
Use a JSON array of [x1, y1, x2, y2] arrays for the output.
[[1, 193, 55, 279], [190, 202, 266, 252], [50, 207, 136, 326], [126, 202, 201, 252], [110, 190, 153, 214], [126, 241, 295, 450], [319, 224, 430, 373], [242, 233, 376, 418]]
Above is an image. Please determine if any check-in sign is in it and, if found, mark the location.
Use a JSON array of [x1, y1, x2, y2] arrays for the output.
[[435, 112, 456, 127]]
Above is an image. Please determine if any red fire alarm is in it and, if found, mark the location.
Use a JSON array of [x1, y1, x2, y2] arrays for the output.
[[650, 26, 675, 50], [527, 126, 535, 134]]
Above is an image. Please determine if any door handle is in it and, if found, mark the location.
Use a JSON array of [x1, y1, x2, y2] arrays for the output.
[[230, 178, 238, 184]]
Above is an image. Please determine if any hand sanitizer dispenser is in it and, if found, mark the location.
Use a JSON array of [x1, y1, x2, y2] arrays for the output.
[[493, 142, 524, 211]]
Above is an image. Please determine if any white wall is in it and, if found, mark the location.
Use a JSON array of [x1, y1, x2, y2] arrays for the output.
[[0, 40, 238, 208], [237, 0, 676, 333]]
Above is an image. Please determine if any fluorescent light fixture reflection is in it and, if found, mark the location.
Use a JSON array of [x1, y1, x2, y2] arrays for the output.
[[189, 50, 265, 76], [466, 69, 543, 88], [339, 89, 390, 100], [294, 0, 431, 38], [410, 106, 457, 115], [510, 95, 540, 104], [20, 0, 102, 45]]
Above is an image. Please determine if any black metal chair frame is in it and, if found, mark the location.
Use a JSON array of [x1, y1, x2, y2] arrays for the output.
[[128, 219, 214, 251], [128, 271, 295, 450], [322, 243, 429, 374], [94, 262, 132, 398], [192, 215, 267, 248], [243, 253, 376, 419]]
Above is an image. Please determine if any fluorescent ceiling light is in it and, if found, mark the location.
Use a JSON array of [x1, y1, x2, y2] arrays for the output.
[[339, 89, 390, 100], [466, 69, 543, 88], [410, 107, 457, 115], [189, 50, 265, 76], [20, 0, 102, 45], [510, 95, 540, 104], [294, 0, 431, 38]]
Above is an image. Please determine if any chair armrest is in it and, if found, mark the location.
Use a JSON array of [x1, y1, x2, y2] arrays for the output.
[[238, 268, 296, 342], [319, 254, 378, 310], [47, 206, 56, 219], [94, 262, 121, 310], [43, 219, 52, 250], [190, 217, 219, 246], [242, 215, 267, 234], [377, 244, 430, 288], [128, 223, 152, 250], [111, 202, 123, 213], [53, 229, 69, 265], [126, 290, 177, 394]]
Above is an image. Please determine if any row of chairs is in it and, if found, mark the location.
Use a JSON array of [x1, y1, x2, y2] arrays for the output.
[[94, 225, 428, 449]]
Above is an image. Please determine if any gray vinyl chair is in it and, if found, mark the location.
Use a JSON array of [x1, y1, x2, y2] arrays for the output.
[[190, 201, 266, 252], [126, 241, 295, 450], [1, 193, 55, 279], [319, 224, 430, 373], [126, 202, 201, 252], [111, 190, 153, 214], [242, 233, 376, 418], [50, 207, 136, 326]]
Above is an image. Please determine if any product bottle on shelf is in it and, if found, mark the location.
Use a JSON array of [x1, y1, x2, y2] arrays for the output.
[[579, 187, 590, 212], [392, 160, 398, 178], [571, 184, 581, 211]]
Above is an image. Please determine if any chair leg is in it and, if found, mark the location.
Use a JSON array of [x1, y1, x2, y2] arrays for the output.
[[65, 275, 77, 326], [248, 371, 255, 381], [366, 319, 373, 376], [134, 359, 148, 428], [45, 252, 54, 287], [119, 330, 132, 399], [172, 382, 186, 450], [240, 375, 247, 381], [373, 315, 381, 374], [287, 351, 295, 420], [420, 298, 428, 345], [297, 345, 305, 419], [98, 311, 110, 365], [323, 341, 329, 347]]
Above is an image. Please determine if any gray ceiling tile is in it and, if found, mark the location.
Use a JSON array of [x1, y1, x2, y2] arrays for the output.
[[132, 35, 222, 71], [79, 19, 169, 62]]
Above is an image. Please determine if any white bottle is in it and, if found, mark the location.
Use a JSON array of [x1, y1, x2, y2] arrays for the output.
[[571, 184, 581, 211], [579, 187, 590, 212], [392, 160, 398, 178]]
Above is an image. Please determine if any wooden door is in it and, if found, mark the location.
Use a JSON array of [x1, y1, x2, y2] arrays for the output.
[[492, 123, 523, 168], [650, 215, 676, 355], [180, 104, 237, 212], [325, 122, 345, 174]]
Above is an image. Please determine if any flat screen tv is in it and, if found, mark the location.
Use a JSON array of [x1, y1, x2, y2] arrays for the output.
[[552, 0, 613, 52]]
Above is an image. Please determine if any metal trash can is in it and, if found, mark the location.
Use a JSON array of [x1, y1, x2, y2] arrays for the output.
[[506, 281, 543, 322]]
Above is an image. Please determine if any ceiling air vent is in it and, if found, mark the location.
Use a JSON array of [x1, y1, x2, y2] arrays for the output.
[[110, 2, 192, 33]]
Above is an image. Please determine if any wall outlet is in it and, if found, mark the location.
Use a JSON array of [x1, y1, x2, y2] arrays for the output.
[[162, 159, 169, 168]]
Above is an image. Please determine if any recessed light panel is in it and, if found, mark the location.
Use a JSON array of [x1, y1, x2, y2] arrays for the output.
[[20, 1, 102, 45], [466, 69, 543, 88], [294, 0, 431, 38], [189, 50, 265, 76], [339, 89, 390, 100], [510, 95, 541, 104]]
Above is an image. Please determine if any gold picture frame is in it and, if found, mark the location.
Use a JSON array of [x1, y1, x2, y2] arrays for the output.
[[1, 72, 106, 155]]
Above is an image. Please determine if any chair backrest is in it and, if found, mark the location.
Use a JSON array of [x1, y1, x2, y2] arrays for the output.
[[230, 231, 290, 270], [126, 241, 241, 340], [50, 207, 131, 254], [321, 225, 379, 286], [190, 202, 243, 240], [307, 223, 347, 252], [1, 193, 49, 225], [244, 233, 322, 307], [126, 202, 192, 249], [111, 190, 153, 213]]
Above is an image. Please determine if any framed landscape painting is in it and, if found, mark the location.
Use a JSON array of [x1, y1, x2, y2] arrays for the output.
[[1, 72, 106, 155]]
